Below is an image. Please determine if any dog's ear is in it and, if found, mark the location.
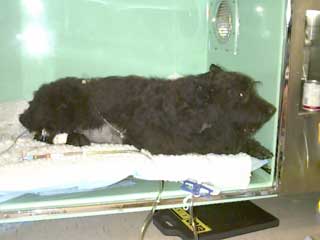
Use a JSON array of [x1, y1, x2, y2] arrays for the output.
[[209, 64, 223, 73], [209, 64, 223, 76]]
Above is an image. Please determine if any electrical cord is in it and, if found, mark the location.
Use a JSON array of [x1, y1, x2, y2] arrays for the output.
[[0, 130, 28, 156], [140, 180, 164, 240], [183, 194, 199, 240], [189, 195, 199, 240]]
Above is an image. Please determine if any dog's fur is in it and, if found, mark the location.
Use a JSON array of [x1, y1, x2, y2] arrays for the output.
[[19, 65, 276, 159]]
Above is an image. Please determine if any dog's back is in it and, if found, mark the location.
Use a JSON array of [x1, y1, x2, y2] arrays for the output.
[[19, 66, 276, 158]]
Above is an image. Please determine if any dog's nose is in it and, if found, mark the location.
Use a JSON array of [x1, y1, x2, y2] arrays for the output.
[[268, 106, 276, 115]]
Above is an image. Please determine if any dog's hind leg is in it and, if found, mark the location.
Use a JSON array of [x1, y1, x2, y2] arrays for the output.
[[241, 138, 273, 159]]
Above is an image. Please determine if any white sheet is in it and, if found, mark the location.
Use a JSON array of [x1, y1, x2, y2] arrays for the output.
[[0, 101, 268, 203]]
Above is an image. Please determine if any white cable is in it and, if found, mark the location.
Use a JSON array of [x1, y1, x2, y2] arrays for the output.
[[0, 130, 28, 156]]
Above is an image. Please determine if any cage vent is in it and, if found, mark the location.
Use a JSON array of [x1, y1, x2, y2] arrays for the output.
[[215, 0, 233, 42]]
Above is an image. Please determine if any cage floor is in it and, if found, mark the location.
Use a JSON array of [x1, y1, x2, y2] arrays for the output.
[[0, 168, 272, 215]]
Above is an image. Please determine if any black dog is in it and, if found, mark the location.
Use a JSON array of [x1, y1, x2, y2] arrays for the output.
[[19, 65, 276, 159]]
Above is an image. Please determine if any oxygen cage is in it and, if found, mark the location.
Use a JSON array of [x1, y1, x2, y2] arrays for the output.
[[0, 0, 290, 222]]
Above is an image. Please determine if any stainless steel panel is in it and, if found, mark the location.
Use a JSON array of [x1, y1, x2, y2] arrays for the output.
[[0, 186, 277, 223], [305, 10, 320, 80], [280, 0, 320, 194]]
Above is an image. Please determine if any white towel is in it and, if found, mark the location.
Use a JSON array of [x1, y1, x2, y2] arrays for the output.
[[135, 153, 253, 189], [0, 144, 262, 194]]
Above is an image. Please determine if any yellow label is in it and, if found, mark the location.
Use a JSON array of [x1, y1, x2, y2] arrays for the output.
[[171, 208, 212, 234]]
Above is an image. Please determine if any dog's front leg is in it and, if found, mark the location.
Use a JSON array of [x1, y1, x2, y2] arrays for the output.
[[241, 138, 273, 160], [66, 132, 91, 146], [34, 130, 91, 146]]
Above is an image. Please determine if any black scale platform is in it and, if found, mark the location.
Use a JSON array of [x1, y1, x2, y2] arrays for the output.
[[153, 201, 279, 240]]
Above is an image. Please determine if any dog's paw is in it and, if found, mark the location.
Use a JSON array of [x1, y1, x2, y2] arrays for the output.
[[241, 138, 274, 160], [66, 133, 91, 146], [249, 147, 274, 160]]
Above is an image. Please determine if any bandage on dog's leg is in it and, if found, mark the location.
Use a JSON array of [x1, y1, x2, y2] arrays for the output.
[[34, 130, 55, 144]]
